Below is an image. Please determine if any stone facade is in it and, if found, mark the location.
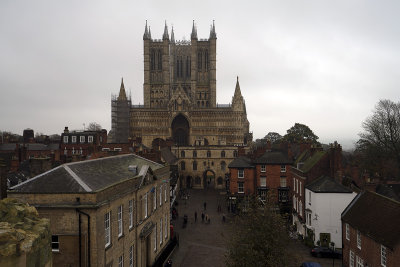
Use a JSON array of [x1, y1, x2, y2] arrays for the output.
[[9, 154, 171, 267], [110, 22, 252, 188]]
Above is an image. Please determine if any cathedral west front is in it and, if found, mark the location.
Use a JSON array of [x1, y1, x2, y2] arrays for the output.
[[111, 21, 252, 189]]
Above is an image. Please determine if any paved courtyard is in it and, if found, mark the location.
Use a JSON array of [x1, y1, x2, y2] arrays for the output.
[[169, 188, 229, 267], [169, 188, 343, 267]]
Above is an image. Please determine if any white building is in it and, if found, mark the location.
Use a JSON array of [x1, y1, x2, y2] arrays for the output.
[[304, 176, 356, 248]]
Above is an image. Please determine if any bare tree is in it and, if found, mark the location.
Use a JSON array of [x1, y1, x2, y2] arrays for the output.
[[86, 122, 102, 131], [358, 99, 400, 179]]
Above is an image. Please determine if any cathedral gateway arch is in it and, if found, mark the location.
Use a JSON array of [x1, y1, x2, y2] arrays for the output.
[[111, 21, 252, 189]]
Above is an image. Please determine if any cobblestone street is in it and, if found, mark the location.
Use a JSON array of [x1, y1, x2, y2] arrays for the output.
[[169, 188, 229, 267]]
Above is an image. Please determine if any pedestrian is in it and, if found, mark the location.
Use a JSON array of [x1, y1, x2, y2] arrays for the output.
[[204, 201, 207, 210], [194, 211, 197, 222], [205, 214, 209, 223], [201, 212, 205, 222]]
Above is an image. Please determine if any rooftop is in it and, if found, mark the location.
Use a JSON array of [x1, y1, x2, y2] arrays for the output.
[[306, 176, 353, 193]]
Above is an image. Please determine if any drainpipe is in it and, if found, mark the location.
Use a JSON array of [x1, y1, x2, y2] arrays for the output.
[[77, 208, 91, 267]]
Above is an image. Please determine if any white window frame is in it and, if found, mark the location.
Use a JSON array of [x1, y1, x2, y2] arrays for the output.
[[88, 135, 93, 143], [118, 205, 123, 237], [71, 136, 77, 143], [153, 188, 157, 211], [63, 136, 68, 143], [261, 165, 266, 172], [381, 245, 387, 267], [144, 193, 148, 219], [356, 255, 364, 267], [293, 178, 296, 192], [164, 184, 167, 202], [238, 182, 244, 193], [129, 245, 134, 267], [51, 235, 59, 252], [105, 211, 111, 247], [129, 200, 133, 229], [80, 136, 85, 143], [357, 230, 361, 249], [238, 169, 244, 178], [160, 218, 163, 245], [350, 250, 355, 267], [118, 255, 123, 267], [309, 191, 311, 205], [293, 195, 296, 210], [260, 176, 266, 187], [165, 214, 168, 239], [296, 179, 299, 194], [154, 224, 157, 251], [346, 223, 350, 241], [159, 185, 162, 206], [299, 181, 302, 196], [281, 165, 286, 172], [280, 177, 286, 187]]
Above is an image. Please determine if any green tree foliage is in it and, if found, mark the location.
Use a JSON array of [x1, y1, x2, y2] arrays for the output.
[[357, 99, 400, 179], [225, 198, 292, 267], [283, 123, 319, 144], [264, 132, 282, 144]]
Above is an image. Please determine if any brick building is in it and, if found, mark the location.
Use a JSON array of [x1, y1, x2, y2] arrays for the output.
[[9, 154, 171, 267], [291, 142, 343, 236], [227, 150, 292, 211], [342, 191, 400, 267]]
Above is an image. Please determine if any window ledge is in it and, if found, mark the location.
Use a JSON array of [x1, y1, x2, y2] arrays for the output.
[[105, 243, 112, 251]]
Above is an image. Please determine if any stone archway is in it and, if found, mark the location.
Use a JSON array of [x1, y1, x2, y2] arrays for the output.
[[171, 114, 189, 146], [203, 169, 216, 189]]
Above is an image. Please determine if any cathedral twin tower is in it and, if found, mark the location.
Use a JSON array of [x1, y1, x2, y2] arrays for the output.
[[111, 21, 251, 151]]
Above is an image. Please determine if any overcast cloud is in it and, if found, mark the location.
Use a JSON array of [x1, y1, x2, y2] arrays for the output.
[[1, 0, 400, 150]]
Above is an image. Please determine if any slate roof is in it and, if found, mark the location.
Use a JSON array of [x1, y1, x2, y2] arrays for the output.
[[0, 143, 17, 151], [295, 150, 327, 172], [376, 184, 400, 202], [10, 154, 163, 193], [342, 190, 400, 249], [160, 147, 178, 165], [306, 176, 353, 193], [228, 156, 253, 168], [253, 151, 292, 165]]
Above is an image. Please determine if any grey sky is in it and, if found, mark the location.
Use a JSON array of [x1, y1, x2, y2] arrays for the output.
[[1, 0, 400, 150]]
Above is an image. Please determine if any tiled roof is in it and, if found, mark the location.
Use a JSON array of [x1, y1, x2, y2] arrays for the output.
[[306, 176, 353, 193], [228, 156, 253, 168], [342, 190, 400, 249], [10, 154, 163, 193], [253, 151, 292, 165], [297, 150, 327, 172]]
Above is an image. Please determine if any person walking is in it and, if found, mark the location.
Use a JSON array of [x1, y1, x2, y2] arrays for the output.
[[194, 211, 197, 222], [201, 212, 205, 222]]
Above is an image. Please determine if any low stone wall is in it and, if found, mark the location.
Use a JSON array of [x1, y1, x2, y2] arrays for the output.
[[0, 198, 52, 267]]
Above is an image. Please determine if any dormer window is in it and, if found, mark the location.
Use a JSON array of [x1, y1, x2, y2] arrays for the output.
[[80, 136, 85, 143], [63, 136, 68, 143], [88, 136, 93, 143], [71, 136, 77, 143]]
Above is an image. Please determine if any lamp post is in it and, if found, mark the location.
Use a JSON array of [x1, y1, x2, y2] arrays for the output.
[[330, 241, 335, 267]]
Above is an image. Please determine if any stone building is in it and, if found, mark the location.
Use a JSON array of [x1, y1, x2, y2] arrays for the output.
[[110, 21, 252, 188], [9, 154, 171, 267]]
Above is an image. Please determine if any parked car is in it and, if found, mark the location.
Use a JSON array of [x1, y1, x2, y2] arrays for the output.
[[300, 263, 322, 267], [310, 246, 342, 258]]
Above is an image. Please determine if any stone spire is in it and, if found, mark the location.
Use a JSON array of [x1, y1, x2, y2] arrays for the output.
[[118, 78, 127, 101], [234, 76, 242, 98], [209, 20, 217, 39], [171, 25, 175, 43], [191, 20, 197, 40], [143, 20, 150, 40], [148, 26, 152, 39], [163, 21, 169, 41]]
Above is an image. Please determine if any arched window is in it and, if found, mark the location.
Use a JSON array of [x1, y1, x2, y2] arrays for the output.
[[221, 151, 225, 158], [186, 56, 190, 77], [158, 50, 162, 70], [193, 150, 197, 158], [192, 161, 197, 171], [206, 101, 209, 107], [180, 161, 185, 170], [207, 151, 211, 158], [205, 50, 209, 70], [151, 50, 156, 70], [221, 161, 226, 171], [181, 150, 185, 158], [197, 51, 202, 70], [180, 58, 183, 78]]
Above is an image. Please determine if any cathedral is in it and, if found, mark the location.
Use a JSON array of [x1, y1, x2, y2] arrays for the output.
[[111, 21, 252, 189]]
